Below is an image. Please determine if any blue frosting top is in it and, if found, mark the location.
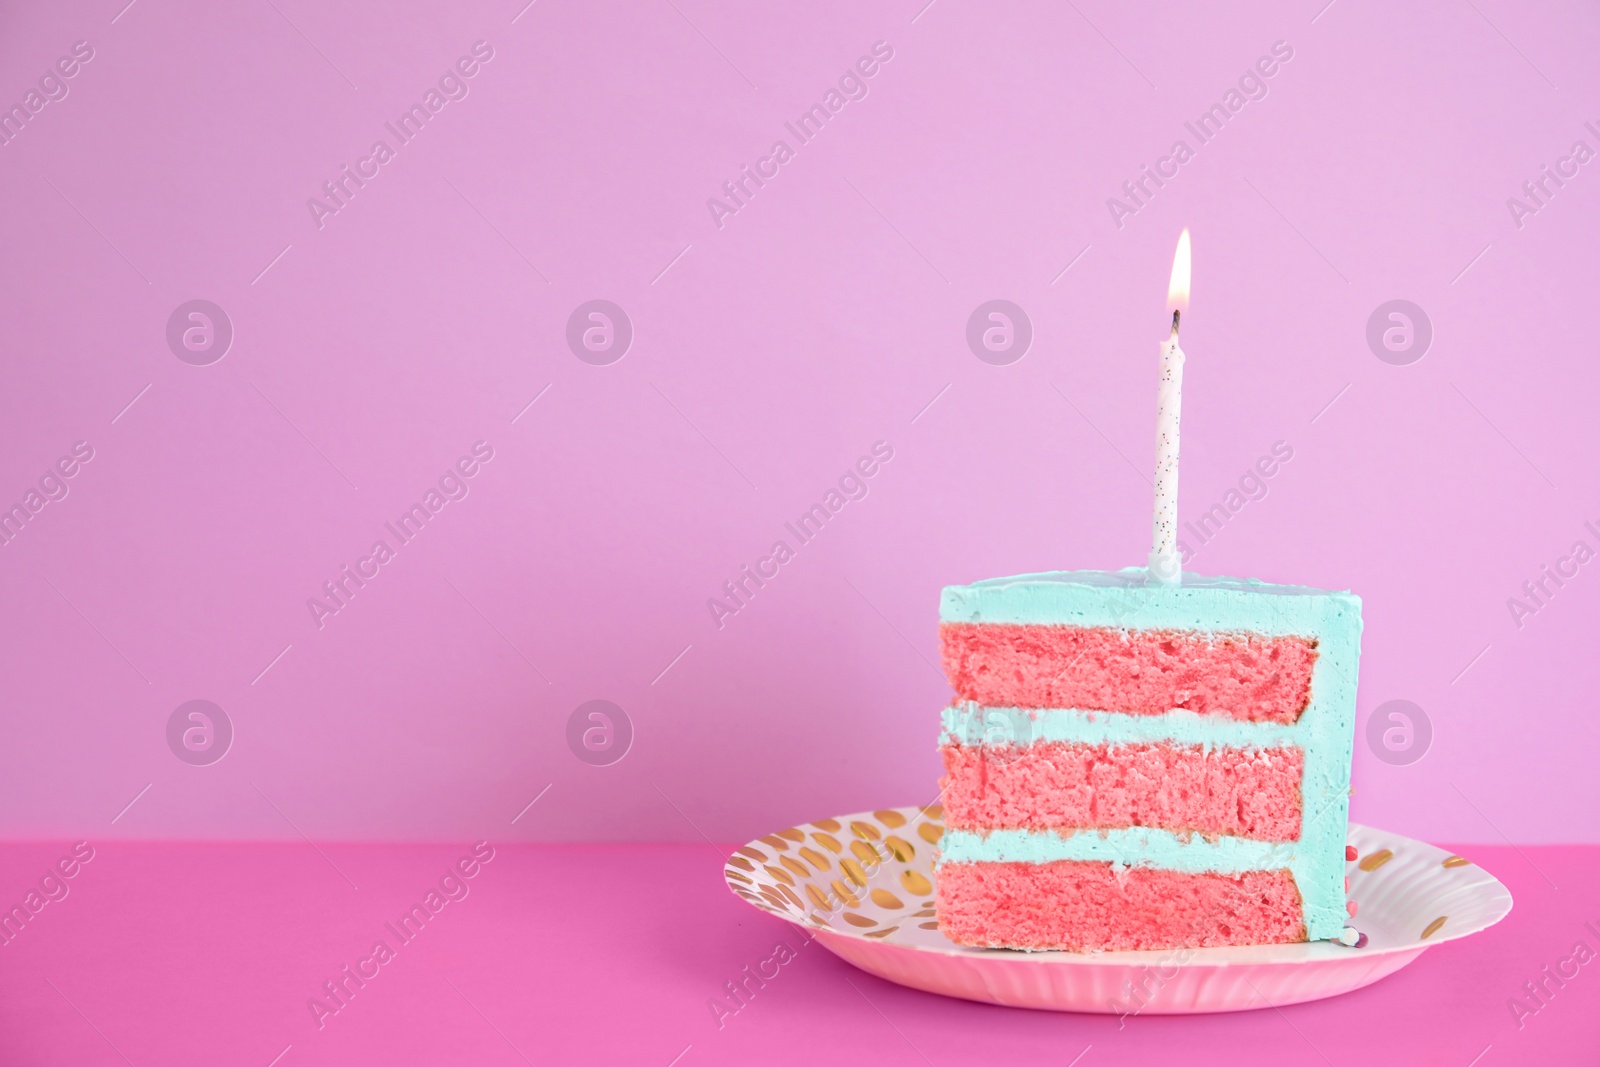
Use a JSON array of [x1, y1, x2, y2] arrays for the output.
[[940, 566, 1360, 637]]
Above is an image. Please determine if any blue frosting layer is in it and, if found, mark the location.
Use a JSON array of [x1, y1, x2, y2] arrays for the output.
[[940, 566, 1360, 638], [940, 704, 1299, 750], [935, 569, 1363, 942], [941, 827, 1299, 873]]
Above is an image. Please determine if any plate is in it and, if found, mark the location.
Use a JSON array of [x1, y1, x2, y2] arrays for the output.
[[724, 805, 1512, 1014]]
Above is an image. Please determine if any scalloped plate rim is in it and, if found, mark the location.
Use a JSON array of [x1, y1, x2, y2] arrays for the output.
[[725, 809, 1513, 967]]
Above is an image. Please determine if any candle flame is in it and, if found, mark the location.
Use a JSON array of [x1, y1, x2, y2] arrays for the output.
[[1167, 228, 1191, 315]]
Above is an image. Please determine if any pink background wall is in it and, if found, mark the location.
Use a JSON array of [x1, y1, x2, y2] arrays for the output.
[[1, 0, 1595, 844]]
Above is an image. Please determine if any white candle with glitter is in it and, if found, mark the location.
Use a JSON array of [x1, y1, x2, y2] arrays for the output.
[[1149, 229, 1190, 585]]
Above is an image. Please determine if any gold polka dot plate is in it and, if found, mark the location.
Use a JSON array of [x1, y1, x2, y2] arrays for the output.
[[724, 807, 1513, 1013]]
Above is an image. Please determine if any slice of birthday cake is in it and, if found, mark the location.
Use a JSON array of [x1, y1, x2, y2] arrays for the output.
[[934, 568, 1361, 952]]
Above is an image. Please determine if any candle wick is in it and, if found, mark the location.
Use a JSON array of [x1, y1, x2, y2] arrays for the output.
[[1170, 309, 1181, 339]]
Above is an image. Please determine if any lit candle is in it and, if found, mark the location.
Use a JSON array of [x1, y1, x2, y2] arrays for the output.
[[1149, 229, 1190, 585]]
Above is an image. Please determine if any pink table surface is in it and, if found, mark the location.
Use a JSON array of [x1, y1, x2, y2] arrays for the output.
[[0, 841, 1592, 1066]]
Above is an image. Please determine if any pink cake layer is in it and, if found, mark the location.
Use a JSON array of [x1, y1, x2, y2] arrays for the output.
[[940, 623, 1318, 723], [940, 741, 1304, 840], [937, 861, 1307, 951]]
